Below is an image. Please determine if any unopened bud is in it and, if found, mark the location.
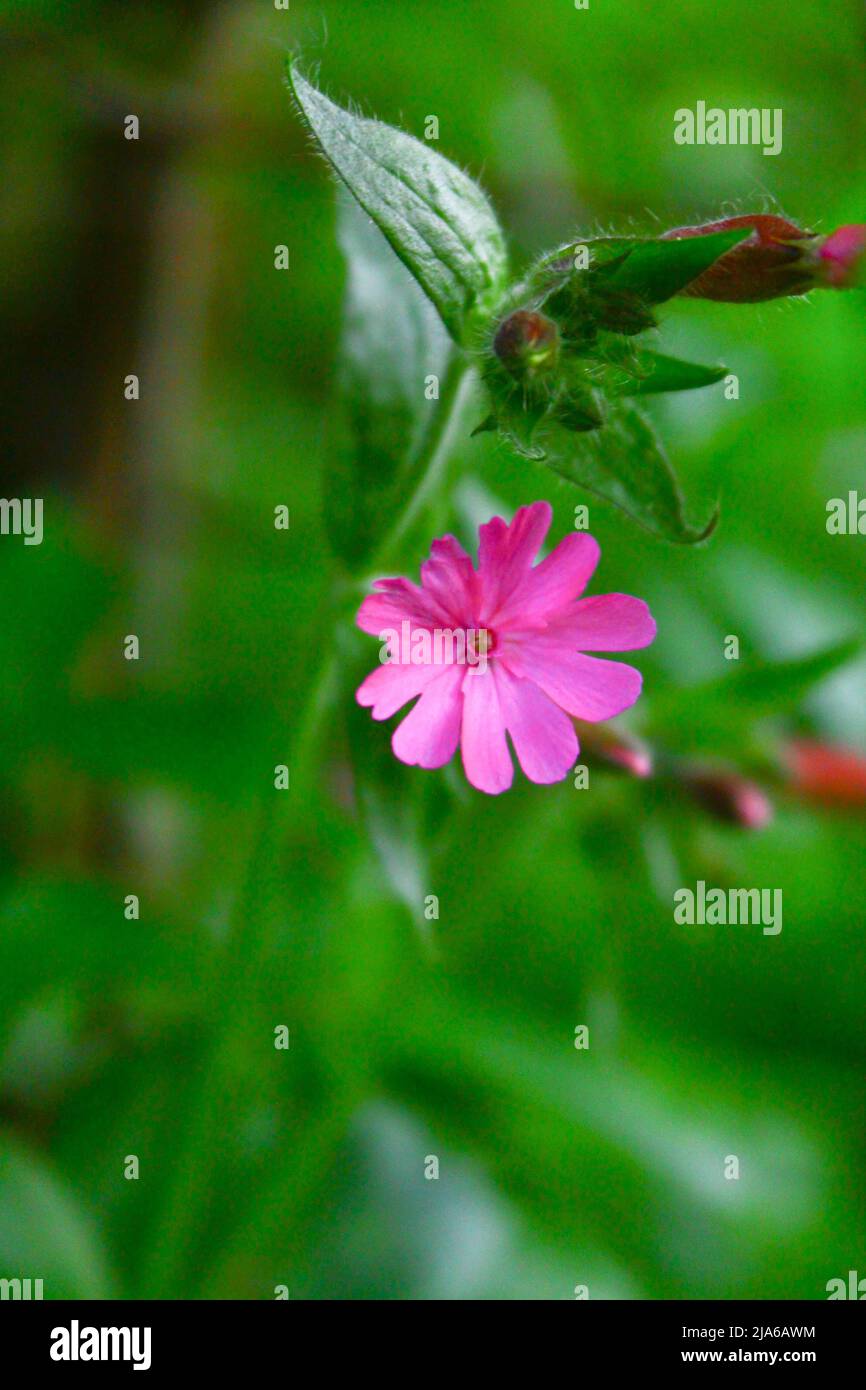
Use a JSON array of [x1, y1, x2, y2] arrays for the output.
[[493, 309, 559, 377], [783, 738, 866, 810], [661, 215, 816, 303], [679, 766, 773, 828], [574, 721, 653, 777], [661, 213, 866, 303]]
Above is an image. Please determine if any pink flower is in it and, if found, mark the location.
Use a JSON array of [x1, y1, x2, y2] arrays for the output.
[[355, 502, 656, 795]]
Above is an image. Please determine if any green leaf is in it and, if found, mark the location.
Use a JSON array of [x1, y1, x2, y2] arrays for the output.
[[0, 1132, 115, 1298], [645, 640, 862, 753], [601, 228, 751, 305], [723, 640, 863, 708], [327, 196, 452, 565], [287, 62, 508, 341], [655, 640, 862, 724], [530, 237, 636, 292], [539, 398, 717, 544], [492, 391, 551, 459], [621, 350, 728, 396]]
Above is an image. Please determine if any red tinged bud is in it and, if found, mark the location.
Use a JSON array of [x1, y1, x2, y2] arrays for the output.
[[660, 215, 817, 302], [680, 766, 773, 829], [493, 309, 559, 377], [660, 214, 866, 302], [783, 739, 866, 810]]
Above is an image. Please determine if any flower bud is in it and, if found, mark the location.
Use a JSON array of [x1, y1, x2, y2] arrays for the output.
[[574, 721, 653, 777], [679, 765, 773, 828], [783, 738, 866, 809], [661, 214, 866, 302], [492, 309, 559, 377], [660, 215, 817, 302], [817, 224, 866, 288]]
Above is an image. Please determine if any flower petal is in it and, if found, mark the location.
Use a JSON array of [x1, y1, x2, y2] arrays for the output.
[[391, 666, 464, 769], [460, 668, 513, 794], [508, 640, 643, 721], [546, 593, 656, 650], [495, 665, 578, 785], [495, 532, 600, 628], [356, 660, 442, 720], [356, 576, 448, 636], [420, 535, 481, 626], [478, 501, 552, 621]]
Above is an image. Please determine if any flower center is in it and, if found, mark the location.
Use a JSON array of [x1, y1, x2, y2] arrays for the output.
[[468, 627, 496, 663]]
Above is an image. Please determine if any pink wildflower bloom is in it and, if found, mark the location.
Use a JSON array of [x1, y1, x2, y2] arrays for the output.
[[355, 501, 656, 795]]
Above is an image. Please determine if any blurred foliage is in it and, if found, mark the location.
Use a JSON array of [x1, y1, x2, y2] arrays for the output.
[[0, 0, 864, 1300]]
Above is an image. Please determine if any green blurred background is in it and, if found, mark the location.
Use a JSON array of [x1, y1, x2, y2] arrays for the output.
[[1, 0, 864, 1300]]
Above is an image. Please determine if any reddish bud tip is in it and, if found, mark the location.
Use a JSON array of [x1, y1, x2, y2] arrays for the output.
[[783, 738, 866, 809], [574, 721, 653, 777], [680, 767, 773, 829], [818, 224, 866, 288], [605, 742, 654, 779], [493, 309, 559, 376]]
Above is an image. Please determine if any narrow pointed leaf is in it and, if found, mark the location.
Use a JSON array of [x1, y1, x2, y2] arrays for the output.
[[287, 62, 508, 341], [621, 350, 728, 396], [602, 228, 751, 305]]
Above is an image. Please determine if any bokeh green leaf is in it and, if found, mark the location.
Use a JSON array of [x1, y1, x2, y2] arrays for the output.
[[0, 1133, 114, 1298], [327, 197, 452, 565]]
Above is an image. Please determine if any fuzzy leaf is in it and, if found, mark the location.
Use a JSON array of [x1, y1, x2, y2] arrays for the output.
[[601, 228, 751, 305], [496, 397, 549, 458], [539, 398, 717, 544], [326, 197, 452, 565], [287, 63, 508, 341], [621, 351, 728, 396]]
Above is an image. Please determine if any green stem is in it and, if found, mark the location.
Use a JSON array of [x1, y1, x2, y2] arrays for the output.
[[141, 357, 475, 1297], [367, 358, 476, 575]]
